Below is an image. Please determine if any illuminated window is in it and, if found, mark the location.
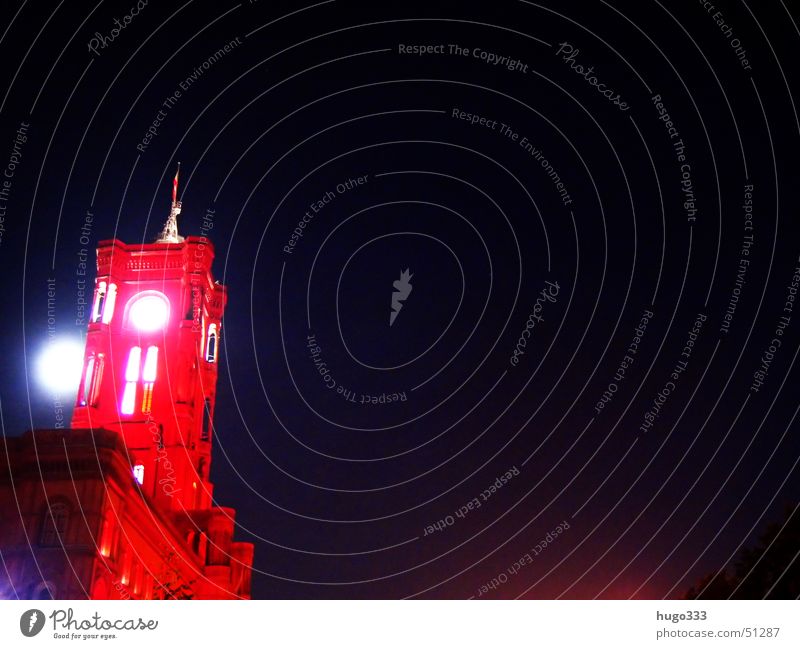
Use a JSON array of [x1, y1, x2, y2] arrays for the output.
[[142, 346, 158, 381], [205, 323, 217, 362], [127, 292, 169, 331], [141, 346, 158, 413], [141, 383, 153, 413], [101, 283, 117, 324], [40, 502, 69, 546], [120, 383, 136, 415], [79, 353, 104, 407], [120, 346, 141, 415], [92, 282, 107, 323], [89, 354, 104, 406], [125, 347, 141, 382], [79, 356, 95, 406], [133, 464, 144, 485]]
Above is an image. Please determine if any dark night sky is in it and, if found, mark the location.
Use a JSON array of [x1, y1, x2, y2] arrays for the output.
[[1, 0, 799, 599]]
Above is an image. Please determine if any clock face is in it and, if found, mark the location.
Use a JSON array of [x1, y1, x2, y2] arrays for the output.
[[128, 293, 169, 331]]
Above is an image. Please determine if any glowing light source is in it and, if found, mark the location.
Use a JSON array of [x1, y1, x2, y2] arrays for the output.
[[124, 347, 141, 382], [37, 340, 85, 394], [120, 383, 136, 415], [142, 346, 158, 381], [133, 464, 144, 485], [128, 293, 169, 331], [120, 347, 140, 415]]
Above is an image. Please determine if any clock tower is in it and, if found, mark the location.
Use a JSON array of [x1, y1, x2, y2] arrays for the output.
[[0, 169, 253, 599], [71, 198, 224, 515]]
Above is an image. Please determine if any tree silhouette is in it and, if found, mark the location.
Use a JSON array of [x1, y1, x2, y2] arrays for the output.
[[686, 503, 800, 599]]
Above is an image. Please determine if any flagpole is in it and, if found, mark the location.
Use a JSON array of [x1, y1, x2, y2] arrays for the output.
[[158, 162, 184, 243], [172, 161, 180, 206]]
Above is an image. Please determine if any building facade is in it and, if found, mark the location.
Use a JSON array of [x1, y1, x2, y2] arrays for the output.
[[0, 197, 253, 599]]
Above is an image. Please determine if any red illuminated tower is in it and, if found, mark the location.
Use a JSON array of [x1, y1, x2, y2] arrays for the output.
[[0, 170, 253, 599], [71, 200, 223, 515]]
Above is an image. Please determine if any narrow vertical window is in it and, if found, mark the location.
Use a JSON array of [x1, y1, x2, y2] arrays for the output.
[[125, 347, 141, 381], [141, 384, 153, 413], [201, 397, 212, 441], [141, 346, 157, 413], [88, 354, 104, 406], [142, 346, 158, 381], [120, 383, 136, 415], [92, 282, 107, 323], [205, 323, 217, 362], [120, 346, 141, 415], [79, 356, 95, 406], [101, 283, 117, 324], [80, 353, 105, 407]]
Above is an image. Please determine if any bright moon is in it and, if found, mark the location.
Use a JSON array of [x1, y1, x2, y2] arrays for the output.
[[38, 340, 84, 394]]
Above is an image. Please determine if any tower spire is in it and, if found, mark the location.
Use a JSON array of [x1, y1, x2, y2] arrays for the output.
[[157, 163, 184, 243]]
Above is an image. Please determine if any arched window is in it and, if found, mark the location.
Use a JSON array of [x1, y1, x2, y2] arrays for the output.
[[79, 355, 95, 407], [40, 502, 69, 546], [90, 354, 104, 406], [126, 291, 170, 331], [101, 283, 117, 324], [79, 353, 104, 407], [92, 281, 107, 323], [201, 398, 212, 441], [205, 323, 217, 362]]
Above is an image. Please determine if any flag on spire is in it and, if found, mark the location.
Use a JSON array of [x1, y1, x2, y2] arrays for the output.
[[157, 162, 184, 243], [172, 162, 180, 204]]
